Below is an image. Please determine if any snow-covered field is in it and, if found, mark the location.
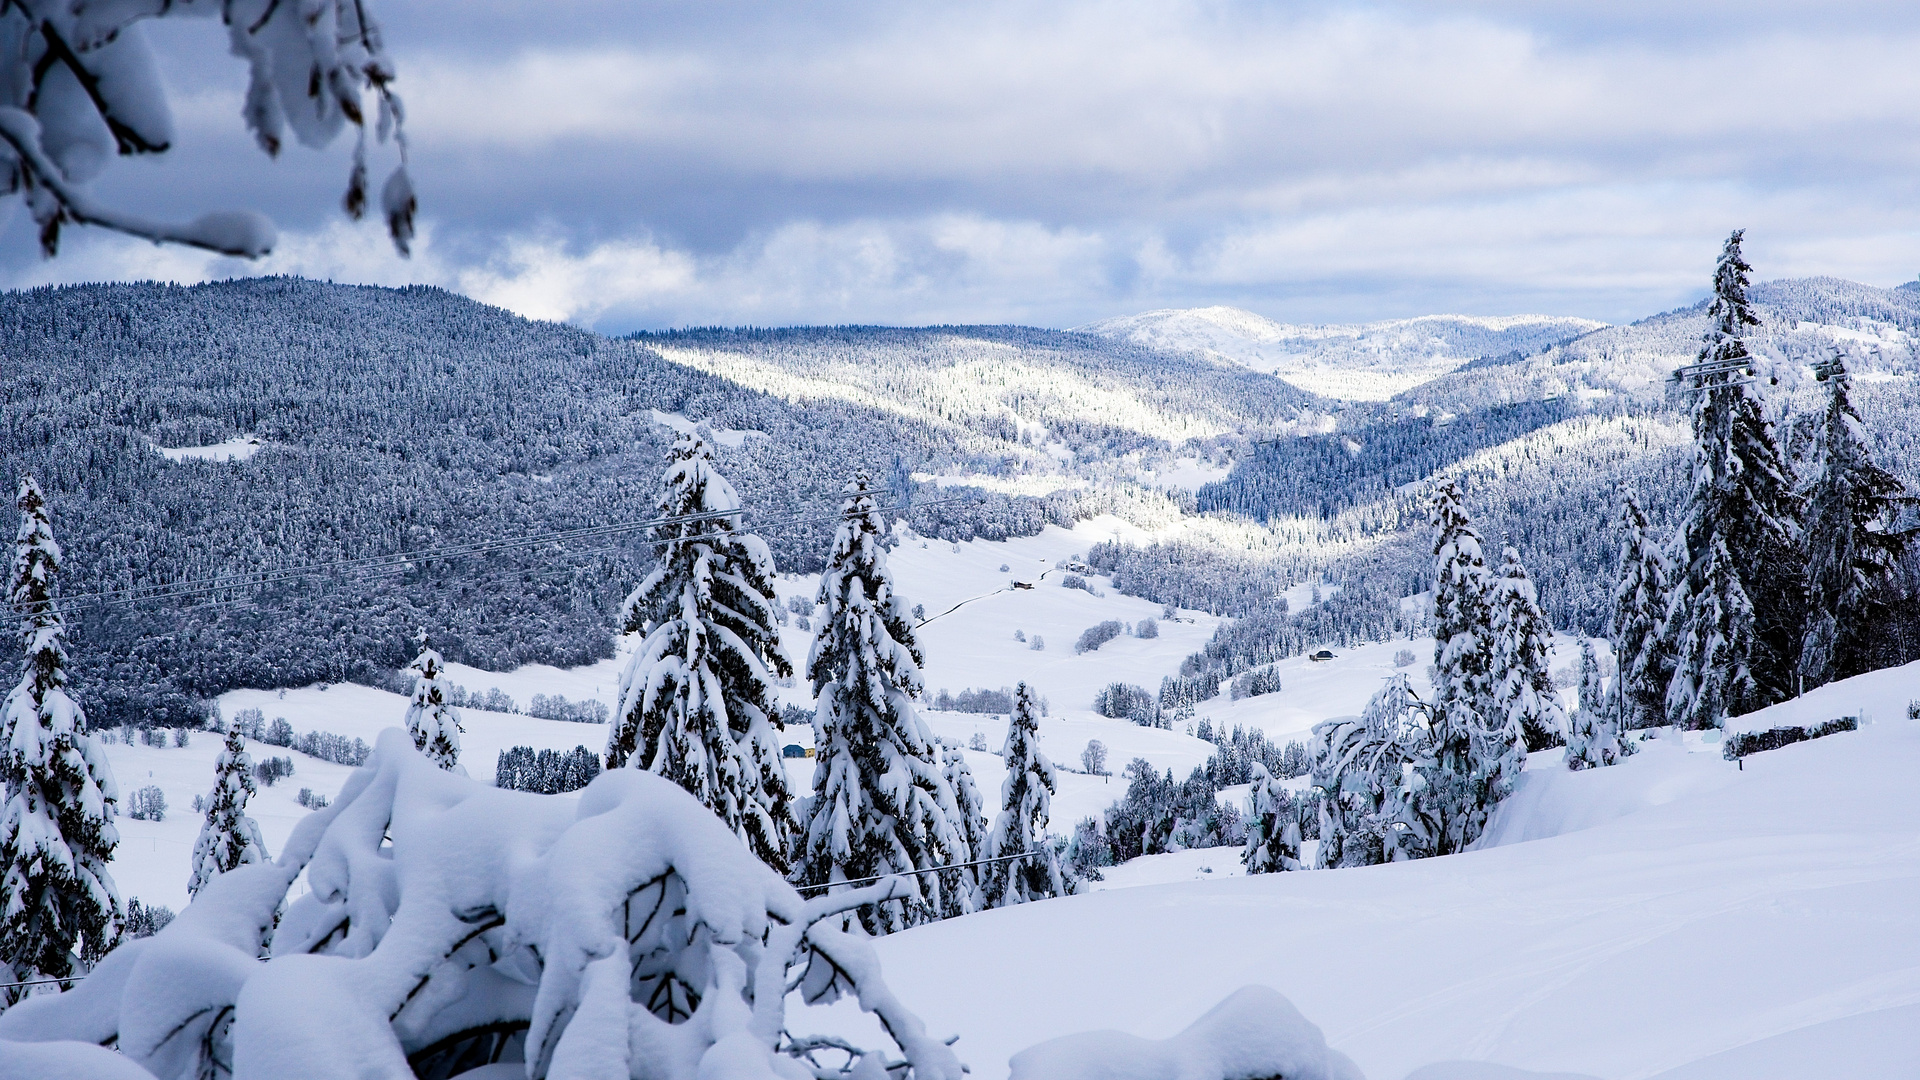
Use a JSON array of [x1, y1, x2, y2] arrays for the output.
[[87, 518, 1920, 1079], [826, 661, 1920, 1080]]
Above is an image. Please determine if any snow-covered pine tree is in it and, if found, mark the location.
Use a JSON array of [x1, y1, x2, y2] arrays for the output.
[[1799, 354, 1910, 688], [1414, 478, 1521, 855], [980, 683, 1070, 908], [187, 728, 270, 897], [1312, 674, 1425, 868], [606, 432, 796, 872], [1, 477, 119, 999], [1490, 547, 1567, 752], [1611, 488, 1672, 730], [792, 474, 964, 933], [1665, 230, 1804, 728], [403, 631, 463, 771], [942, 746, 990, 916], [1241, 762, 1302, 874], [1565, 638, 1635, 771]]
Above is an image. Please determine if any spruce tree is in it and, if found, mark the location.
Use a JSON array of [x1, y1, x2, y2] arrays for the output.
[[1414, 478, 1521, 855], [1312, 674, 1424, 867], [942, 746, 989, 916], [1, 477, 120, 999], [188, 727, 270, 896], [792, 475, 963, 933], [403, 631, 464, 771], [1241, 762, 1302, 874], [1490, 547, 1567, 752], [980, 683, 1069, 908], [1665, 230, 1804, 727], [1565, 638, 1634, 771], [606, 432, 796, 872], [1611, 488, 1672, 730], [1799, 354, 1909, 688]]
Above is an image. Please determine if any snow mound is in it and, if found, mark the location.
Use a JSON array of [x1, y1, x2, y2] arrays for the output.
[[1008, 985, 1364, 1080]]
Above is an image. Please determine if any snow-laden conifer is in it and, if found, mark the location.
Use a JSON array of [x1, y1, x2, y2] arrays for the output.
[[980, 683, 1070, 908], [793, 475, 964, 933], [1799, 354, 1909, 688], [1490, 547, 1567, 752], [1611, 489, 1672, 730], [403, 631, 463, 771], [942, 746, 990, 916], [1241, 762, 1302, 874], [607, 432, 796, 872], [1665, 231, 1804, 728], [187, 727, 269, 897], [1312, 674, 1424, 868], [1, 477, 119, 998], [1413, 478, 1521, 855], [1565, 638, 1635, 771]]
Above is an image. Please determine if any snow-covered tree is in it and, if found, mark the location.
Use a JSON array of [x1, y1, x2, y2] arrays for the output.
[[942, 746, 990, 916], [402, 632, 463, 771], [793, 475, 964, 933], [1490, 547, 1567, 752], [1665, 231, 1804, 728], [607, 432, 796, 873], [1611, 488, 1672, 730], [1241, 762, 1303, 874], [1, 477, 119, 999], [1312, 675, 1425, 868], [187, 728, 269, 897], [0, 0, 413, 257], [1415, 478, 1521, 855], [1565, 638, 1634, 771], [1799, 354, 1910, 688], [980, 683, 1070, 908]]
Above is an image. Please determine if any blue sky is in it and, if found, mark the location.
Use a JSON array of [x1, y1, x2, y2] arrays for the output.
[[4, 1, 1917, 331]]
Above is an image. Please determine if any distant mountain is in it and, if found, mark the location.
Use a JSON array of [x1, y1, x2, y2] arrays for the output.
[[1074, 306, 1605, 401]]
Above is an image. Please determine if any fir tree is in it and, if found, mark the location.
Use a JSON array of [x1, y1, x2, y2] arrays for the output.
[[1665, 230, 1804, 728], [606, 432, 796, 872], [1414, 478, 1521, 855], [942, 746, 989, 916], [980, 683, 1069, 908], [188, 727, 270, 896], [1799, 354, 1909, 688], [1, 477, 119, 999], [1312, 674, 1424, 868], [403, 631, 463, 771], [1565, 638, 1635, 771], [1611, 488, 1672, 730], [1241, 762, 1302, 874], [1490, 547, 1567, 752], [792, 475, 963, 933]]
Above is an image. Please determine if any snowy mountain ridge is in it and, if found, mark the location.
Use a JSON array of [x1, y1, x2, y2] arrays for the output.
[[1074, 305, 1606, 401]]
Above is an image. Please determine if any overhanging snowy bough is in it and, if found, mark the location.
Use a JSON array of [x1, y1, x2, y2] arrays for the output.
[[0, 730, 964, 1080]]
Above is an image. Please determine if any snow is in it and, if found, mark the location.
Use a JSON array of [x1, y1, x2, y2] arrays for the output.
[[650, 409, 765, 448], [154, 436, 263, 463], [833, 678, 1920, 1079]]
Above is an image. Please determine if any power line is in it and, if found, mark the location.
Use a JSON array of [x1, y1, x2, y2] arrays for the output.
[[792, 850, 1047, 894]]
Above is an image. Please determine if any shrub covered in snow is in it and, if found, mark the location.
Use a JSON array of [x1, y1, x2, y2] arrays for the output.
[[253, 756, 294, 787], [1061, 573, 1090, 592], [1075, 619, 1125, 653], [126, 786, 166, 822], [1229, 665, 1283, 700], [0, 730, 972, 1080], [1134, 617, 1159, 639], [1721, 717, 1858, 761]]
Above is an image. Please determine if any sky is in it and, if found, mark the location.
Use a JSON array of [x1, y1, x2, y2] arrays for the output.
[[4, 0, 1918, 332]]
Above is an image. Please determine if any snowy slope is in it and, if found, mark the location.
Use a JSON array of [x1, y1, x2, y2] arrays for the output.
[[1076, 307, 1603, 401], [822, 661, 1920, 1080]]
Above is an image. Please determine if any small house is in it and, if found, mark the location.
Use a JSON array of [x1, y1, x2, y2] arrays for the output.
[[1309, 649, 1336, 662]]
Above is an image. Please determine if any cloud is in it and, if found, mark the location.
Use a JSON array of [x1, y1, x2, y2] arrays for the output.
[[4, 2, 1919, 327]]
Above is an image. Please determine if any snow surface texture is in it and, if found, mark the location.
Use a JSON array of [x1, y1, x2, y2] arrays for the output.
[[1077, 307, 1604, 400], [154, 437, 263, 463], [814, 661, 1920, 1080]]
